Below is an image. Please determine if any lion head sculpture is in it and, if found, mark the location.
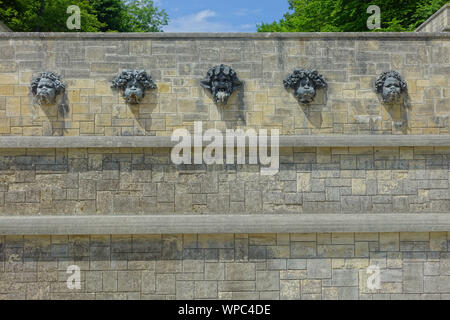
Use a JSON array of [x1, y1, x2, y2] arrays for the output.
[[200, 64, 242, 104], [375, 71, 407, 104], [111, 69, 157, 104], [283, 69, 327, 104], [30, 72, 65, 105]]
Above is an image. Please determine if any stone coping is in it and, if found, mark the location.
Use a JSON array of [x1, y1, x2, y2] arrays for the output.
[[0, 214, 449, 234], [0, 135, 449, 148], [0, 32, 449, 40], [415, 3, 450, 32], [0, 21, 12, 32]]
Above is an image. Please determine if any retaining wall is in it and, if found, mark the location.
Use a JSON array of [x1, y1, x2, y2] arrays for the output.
[[0, 32, 449, 300]]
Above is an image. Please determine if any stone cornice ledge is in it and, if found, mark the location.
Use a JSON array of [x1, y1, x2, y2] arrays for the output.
[[0, 214, 449, 235], [415, 4, 450, 32], [0, 135, 450, 148], [0, 32, 449, 40]]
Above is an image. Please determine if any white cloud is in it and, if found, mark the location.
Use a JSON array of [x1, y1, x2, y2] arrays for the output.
[[164, 9, 241, 32], [193, 9, 216, 22]]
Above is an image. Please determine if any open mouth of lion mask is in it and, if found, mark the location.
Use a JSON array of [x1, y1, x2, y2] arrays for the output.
[[213, 83, 232, 104]]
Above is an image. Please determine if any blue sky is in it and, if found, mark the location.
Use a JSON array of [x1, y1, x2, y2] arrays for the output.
[[155, 0, 290, 32]]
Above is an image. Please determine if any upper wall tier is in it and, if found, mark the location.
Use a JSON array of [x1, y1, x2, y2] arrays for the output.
[[0, 32, 449, 136]]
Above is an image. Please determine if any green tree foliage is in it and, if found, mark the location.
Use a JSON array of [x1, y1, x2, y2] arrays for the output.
[[0, 0, 168, 32], [123, 0, 169, 32], [91, 0, 128, 32], [257, 0, 450, 32], [0, 0, 103, 31]]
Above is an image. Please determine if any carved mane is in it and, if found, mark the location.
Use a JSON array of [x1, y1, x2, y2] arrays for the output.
[[111, 70, 157, 91], [283, 69, 327, 90]]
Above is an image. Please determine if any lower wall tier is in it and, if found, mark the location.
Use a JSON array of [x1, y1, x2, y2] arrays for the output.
[[1, 232, 450, 300], [0, 146, 449, 215]]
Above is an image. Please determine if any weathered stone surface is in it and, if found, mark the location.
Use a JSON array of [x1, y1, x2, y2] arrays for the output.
[[225, 263, 255, 281], [0, 147, 447, 215], [0, 232, 448, 299], [332, 269, 358, 287], [291, 242, 316, 258], [0, 31, 450, 301], [307, 259, 331, 279], [301, 279, 322, 294], [256, 271, 279, 291], [118, 271, 141, 292], [156, 274, 175, 294], [280, 280, 300, 300], [323, 287, 359, 300], [195, 281, 218, 299]]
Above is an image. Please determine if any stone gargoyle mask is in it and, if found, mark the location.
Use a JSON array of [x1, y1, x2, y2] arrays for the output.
[[375, 71, 407, 104], [111, 69, 157, 104], [30, 72, 65, 105], [283, 69, 327, 104], [201, 64, 242, 104]]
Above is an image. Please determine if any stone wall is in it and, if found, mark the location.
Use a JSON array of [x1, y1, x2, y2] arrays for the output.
[[0, 33, 449, 300], [1, 232, 450, 300], [0, 33, 449, 136]]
